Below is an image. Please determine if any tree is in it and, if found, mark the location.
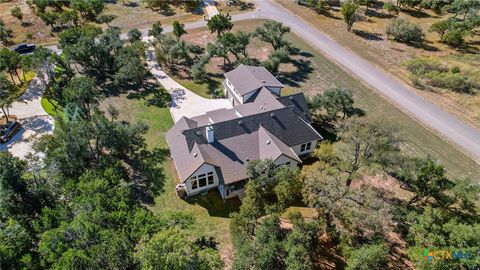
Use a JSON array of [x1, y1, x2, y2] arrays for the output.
[[172, 20, 187, 41], [346, 243, 389, 270], [446, 0, 480, 19], [302, 163, 391, 244], [311, 88, 354, 120], [385, 17, 424, 44], [127, 28, 142, 43], [263, 46, 291, 74], [394, 157, 454, 206], [383, 1, 399, 15], [342, 0, 358, 32], [96, 14, 117, 27], [429, 19, 454, 39], [63, 76, 100, 119], [0, 48, 22, 83], [148, 21, 164, 40], [0, 19, 13, 45], [255, 21, 291, 51], [207, 13, 233, 37], [0, 75, 17, 123], [114, 47, 147, 85], [20, 54, 33, 82], [137, 229, 223, 270], [11, 6, 23, 22], [0, 152, 29, 219], [0, 219, 33, 269], [441, 28, 468, 47], [70, 0, 105, 21], [39, 11, 58, 29], [336, 118, 400, 186]]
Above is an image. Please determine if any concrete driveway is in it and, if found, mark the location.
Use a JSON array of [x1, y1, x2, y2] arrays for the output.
[[146, 48, 232, 122], [0, 72, 54, 158]]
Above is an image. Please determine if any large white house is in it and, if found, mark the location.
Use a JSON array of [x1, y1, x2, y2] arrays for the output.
[[166, 65, 322, 199]]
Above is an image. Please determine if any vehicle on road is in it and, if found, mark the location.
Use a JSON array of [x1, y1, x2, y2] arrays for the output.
[[12, 43, 36, 54], [0, 121, 21, 144]]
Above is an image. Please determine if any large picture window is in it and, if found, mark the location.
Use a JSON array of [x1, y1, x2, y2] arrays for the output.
[[190, 171, 215, 191]]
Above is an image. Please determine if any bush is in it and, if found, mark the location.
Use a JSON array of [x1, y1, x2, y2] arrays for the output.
[[385, 17, 424, 44], [425, 71, 472, 92], [405, 58, 447, 76], [441, 28, 467, 47]]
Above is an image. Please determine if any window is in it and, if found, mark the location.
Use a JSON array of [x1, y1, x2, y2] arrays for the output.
[[300, 142, 312, 152], [207, 172, 214, 185], [198, 174, 207, 188], [191, 177, 198, 190], [285, 162, 291, 166]]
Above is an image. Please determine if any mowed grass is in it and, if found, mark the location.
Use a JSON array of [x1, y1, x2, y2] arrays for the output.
[[41, 97, 62, 117], [177, 77, 223, 99]]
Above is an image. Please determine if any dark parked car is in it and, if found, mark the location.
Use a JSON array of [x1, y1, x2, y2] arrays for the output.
[[0, 121, 21, 143], [12, 43, 36, 54]]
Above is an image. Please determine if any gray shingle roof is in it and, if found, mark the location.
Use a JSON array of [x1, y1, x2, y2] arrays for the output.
[[224, 64, 284, 96], [166, 101, 322, 185]]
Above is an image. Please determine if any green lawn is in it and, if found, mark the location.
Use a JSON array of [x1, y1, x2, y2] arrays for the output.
[[41, 97, 62, 117], [177, 77, 223, 99]]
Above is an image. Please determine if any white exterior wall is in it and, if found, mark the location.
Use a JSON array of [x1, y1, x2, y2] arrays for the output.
[[274, 155, 298, 167], [224, 79, 244, 105], [185, 163, 219, 196], [266, 86, 282, 96], [291, 140, 320, 157]]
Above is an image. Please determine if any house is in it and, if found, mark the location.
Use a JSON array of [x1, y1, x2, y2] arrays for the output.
[[166, 65, 322, 200], [223, 64, 284, 106]]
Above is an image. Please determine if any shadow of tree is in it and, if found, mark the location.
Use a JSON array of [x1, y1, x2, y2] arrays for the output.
[[279, 58, 314, 88], [401, 8, 433, 18], [129, 147, 170, 205], [186, 189, 241, 218], [354, 29, 384, 41], [127, 81, 171, 108]]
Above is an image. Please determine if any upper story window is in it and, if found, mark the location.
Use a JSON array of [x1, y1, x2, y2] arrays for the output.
[[300, 142, 312, 152]]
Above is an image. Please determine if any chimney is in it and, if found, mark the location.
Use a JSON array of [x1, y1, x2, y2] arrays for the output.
[[206, 125, 214, 143]]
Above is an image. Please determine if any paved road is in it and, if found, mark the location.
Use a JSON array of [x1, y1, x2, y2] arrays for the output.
[[46, 1, 480, 161], [250, 0, 480, 162]]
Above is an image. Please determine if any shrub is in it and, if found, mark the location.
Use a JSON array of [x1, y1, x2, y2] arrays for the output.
[[405, 58, 448, 76], [385, 17, 424, 44], [425, 71, 471, 92], [441, 28, 467, 47]]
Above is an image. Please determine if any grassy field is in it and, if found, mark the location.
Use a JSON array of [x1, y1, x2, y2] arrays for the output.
[[41, 97, 61, 117], [277, 0, 480, 130], [177, 77, 223, 99]]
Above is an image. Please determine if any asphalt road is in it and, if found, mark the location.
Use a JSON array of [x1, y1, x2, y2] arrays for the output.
[[47, 1, 480, 162]]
